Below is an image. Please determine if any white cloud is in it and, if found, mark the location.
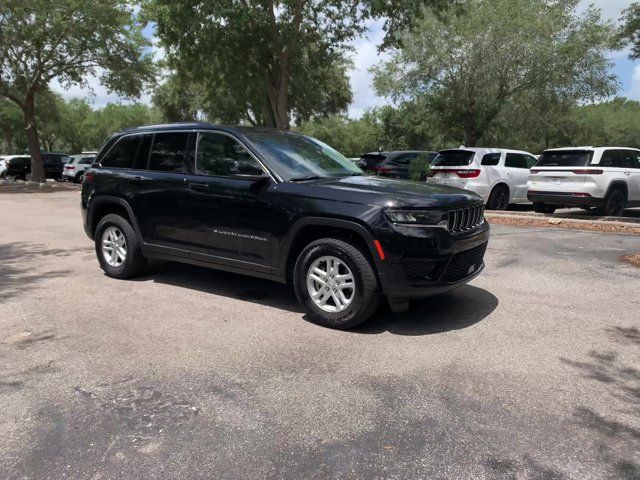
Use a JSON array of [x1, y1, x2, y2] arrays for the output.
[[624, 64, 640, 100], [577, 0, 629, 22], [346, 19, 388, 118]]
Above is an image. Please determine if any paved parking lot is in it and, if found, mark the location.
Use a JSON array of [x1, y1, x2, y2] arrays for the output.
[[1, 190, 639, 479]]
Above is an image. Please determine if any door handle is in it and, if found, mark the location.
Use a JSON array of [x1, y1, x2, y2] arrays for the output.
[[130, 175, 144, 184], [188, 182, 209, 191]]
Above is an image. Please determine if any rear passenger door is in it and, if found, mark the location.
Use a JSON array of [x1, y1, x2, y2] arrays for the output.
[[618, 149, 640, 202], [130, 131, 194, 256]]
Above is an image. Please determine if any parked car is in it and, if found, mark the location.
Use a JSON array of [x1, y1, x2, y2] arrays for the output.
[[42, 152, 70, 180], [357, 151, 438, 179], [527, 147, 640, 215], [81, 123, 489, 329], [425, 147, 538, 210], [1, 155, 31, 179], [63, 155, 96, 183]]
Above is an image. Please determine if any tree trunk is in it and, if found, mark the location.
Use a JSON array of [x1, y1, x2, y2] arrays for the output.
[[23, 91, 45, 183], [3, 132, 12, 154]]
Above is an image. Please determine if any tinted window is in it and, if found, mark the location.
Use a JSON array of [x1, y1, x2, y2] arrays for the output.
[[599, 150, 622, 168], [536, 151, 592, 167], [391, 153, 418, 165], [432, 150, 475, 166], [196, 132, 263, 176], [525, 155, 538, 168], [505, 153, 529, 169], [101, 135, 142, 169], [359, 154, 386, 169], [149, 132, 188, 172], [132, 134, 152, 170], [79, 157, 94, 165], [481, 153, 500, 166], [617, 150, 640, 169]]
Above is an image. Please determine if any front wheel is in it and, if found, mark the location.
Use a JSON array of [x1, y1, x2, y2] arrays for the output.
[[94, 214, 147, 279], [293, 238, 380, 329]]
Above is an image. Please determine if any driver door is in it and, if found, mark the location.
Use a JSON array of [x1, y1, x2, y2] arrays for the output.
[[182, 131, 286, 271]]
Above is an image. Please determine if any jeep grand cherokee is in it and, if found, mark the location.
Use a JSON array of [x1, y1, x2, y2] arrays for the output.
[[81, 123, 489, 329]]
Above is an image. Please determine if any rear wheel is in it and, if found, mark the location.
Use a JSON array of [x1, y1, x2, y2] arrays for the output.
[[293, 238, 380, 329], [599, 188, 626, 217], [533, 203, 556, 214], [75, 172, 84, 183], [486, 185, 509, 210], [95, 214, 147, 279]]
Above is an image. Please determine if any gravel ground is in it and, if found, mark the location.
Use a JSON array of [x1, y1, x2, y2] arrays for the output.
[[1, 191, 639, 480]]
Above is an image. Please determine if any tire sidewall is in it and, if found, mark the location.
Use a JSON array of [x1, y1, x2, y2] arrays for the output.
[[295, 243, 367, 327], [95, 215, 139, 278], [604, 189, 626, 216]]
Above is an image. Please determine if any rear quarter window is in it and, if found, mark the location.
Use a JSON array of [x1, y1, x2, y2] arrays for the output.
[[481, 153, 501, 166]]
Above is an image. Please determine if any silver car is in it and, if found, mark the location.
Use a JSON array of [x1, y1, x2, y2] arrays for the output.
[[63, 154, 96, 183]]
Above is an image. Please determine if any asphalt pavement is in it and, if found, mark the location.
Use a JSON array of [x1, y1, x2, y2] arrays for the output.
[[1, 190, 639, 479]]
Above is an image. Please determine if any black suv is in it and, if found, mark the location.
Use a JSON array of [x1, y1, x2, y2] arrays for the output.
[[358, 151, 438, 179], [82, 124, 489, 329]]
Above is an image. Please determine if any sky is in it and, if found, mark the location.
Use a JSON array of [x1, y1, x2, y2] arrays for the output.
[[52, 0, 639, 118]]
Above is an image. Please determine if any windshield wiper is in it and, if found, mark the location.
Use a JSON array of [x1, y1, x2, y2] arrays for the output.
[[289, 175, 325, 182]]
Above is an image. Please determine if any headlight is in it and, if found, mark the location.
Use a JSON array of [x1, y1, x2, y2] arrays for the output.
[[385, 210, 449, 228]]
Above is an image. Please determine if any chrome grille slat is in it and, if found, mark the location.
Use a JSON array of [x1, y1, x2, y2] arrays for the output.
[[446, 203, 484, 234]]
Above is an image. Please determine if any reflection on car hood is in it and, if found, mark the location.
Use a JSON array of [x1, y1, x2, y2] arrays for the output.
[[278, 175, 482, 208]]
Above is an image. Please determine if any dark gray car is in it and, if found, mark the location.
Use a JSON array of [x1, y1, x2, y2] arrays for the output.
[[357, 151, 438, 179]]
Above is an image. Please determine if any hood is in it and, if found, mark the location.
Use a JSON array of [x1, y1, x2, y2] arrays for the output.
[[277, 175, 482, 208]]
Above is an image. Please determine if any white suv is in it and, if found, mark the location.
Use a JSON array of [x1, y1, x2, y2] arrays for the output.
[[425, 147, 538, 210], [63, 154, 96, 183], [527, 147, 640, 216]]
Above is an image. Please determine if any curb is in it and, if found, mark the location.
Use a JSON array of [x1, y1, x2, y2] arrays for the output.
[[485, 212, 640, 229]]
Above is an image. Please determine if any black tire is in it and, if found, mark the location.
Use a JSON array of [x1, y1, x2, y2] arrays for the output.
[[293, 238, 380, 329], [533, 202, 556, 214], [599, 188, 626, 217], [75, 172, 84, 184], [94, 214, 147, 279], [486, 185, 509, 210]]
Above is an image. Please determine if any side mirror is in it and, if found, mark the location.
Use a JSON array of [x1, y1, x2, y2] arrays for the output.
[[232, 173, 272, 184]]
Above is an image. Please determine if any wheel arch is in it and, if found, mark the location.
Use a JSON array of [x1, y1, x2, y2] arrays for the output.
[[88, 196, 142, 240], [605, 181, 628, 200], [281, 217, 380, 283]]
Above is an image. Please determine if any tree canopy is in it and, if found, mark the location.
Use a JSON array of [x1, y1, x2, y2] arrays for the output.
[[0, 0, 154, 181], [373, 0, 617, 147]]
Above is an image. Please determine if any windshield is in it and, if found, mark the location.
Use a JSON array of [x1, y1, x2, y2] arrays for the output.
[[536, 151, 593, 167], [432, 150, 475, 166], [243, 131, 362, 181]]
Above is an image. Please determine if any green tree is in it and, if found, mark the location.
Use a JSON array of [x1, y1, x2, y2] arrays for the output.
[[0, 99, 24, 153], [0, 0, 154, 182], [373, 0, 617, 147], [619, 2, 640, 59], [146, 0, 367, 130]]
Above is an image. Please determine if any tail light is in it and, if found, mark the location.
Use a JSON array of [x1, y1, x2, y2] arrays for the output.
[[65, 165, 75, 170], [530, 169, 540, 174], [572, 169, 602, 175], [431, 169, 481, 178], [84, 172, 94, 183], [371, 166, 391, 173]]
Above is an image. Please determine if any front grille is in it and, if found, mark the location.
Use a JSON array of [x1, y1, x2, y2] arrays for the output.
[[443, 242, 488, 283], [447, 203, 484, 233]]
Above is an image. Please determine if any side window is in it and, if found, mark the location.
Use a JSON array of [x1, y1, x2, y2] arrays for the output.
[[481, 153, 501, 166], [505, 153, 527, 168], [101, 135, 142, 169], [149, 132, 189, 173], [132, 134, 152, 170], [196, 132, 263, 177], [79, 157, 94, 165], [391, 153, 417, 166], [618, 150, 639, 169], [600, 150, 622, 168], [525, 156, 537, 168]]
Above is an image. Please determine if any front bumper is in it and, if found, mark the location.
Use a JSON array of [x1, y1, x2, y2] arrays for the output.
[[527, 191, 604, 207], [375, 222, 490, 301]]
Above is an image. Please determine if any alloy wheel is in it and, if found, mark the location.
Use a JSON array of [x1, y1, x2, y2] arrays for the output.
[[306, 256, 355, 313], [101, 226, 127, 267]]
